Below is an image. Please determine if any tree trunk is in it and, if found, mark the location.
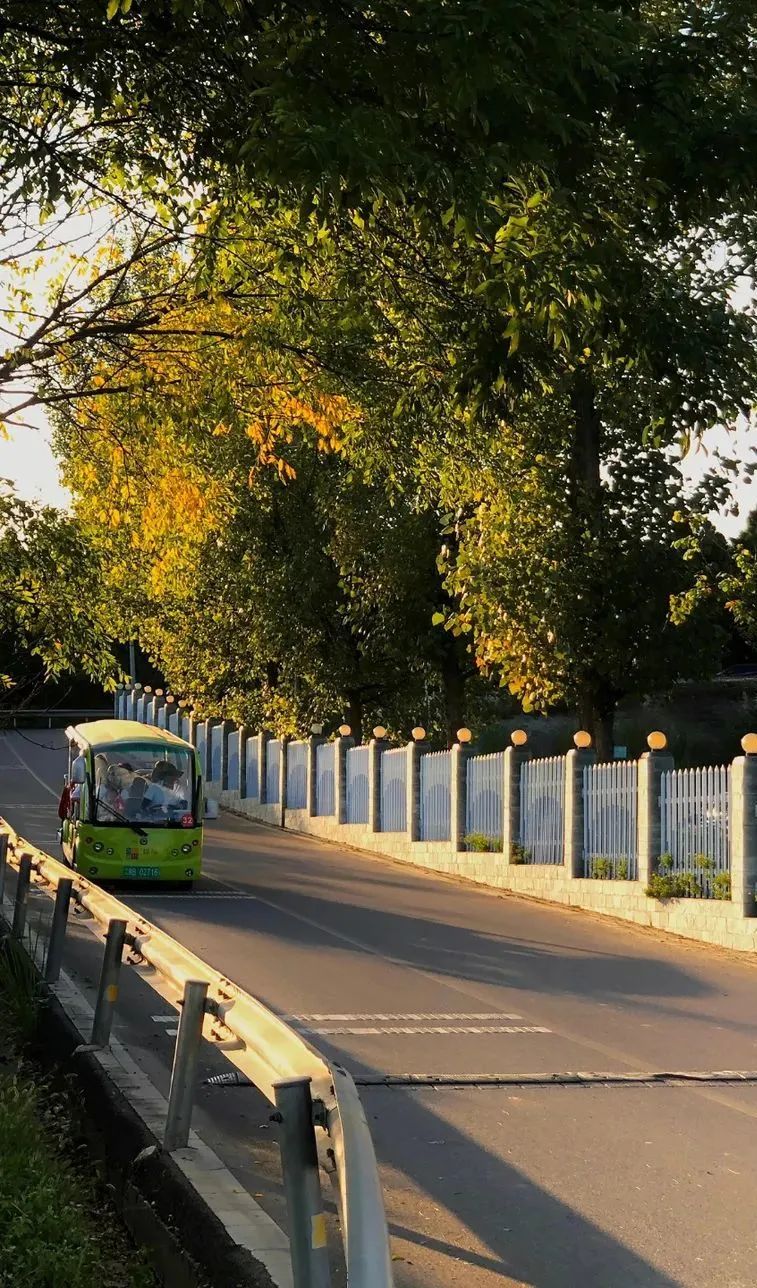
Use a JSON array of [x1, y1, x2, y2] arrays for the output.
[[440, 648, 466, 747], [578, 690, 616, 763], [345, 691, 364, 744]]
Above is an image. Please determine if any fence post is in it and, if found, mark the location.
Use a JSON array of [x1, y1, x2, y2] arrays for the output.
[[219, 719, 235, 791], [637, 740, 675, 889], [44, 878, 73, 984], [91, 918, 127, 1046], [164, 980, 209, 1152], [237, 725, 250, 798], [450, 743, 468, 852], [503, 734, 531, 863], [334, 733, 354, 825], [279, 737, 289, 826], [564, 735, 597, 877], [0, 832, 7, 904], [730, 742, 757, 915], [114, 684, 123, 718], [273, 1077, 331, 1288], [131, 683, 142, 721], [203, 717, 220, 784], [258, 731, 270, 804], [11, 854, 33, 940], [406, 739, 422, 843], [306, 735, 321, 816], [368, 734, 387, 833]]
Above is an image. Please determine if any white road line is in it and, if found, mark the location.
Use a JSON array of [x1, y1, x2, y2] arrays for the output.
[[134, 892, 255, 901], [151, 1015, 178, 1023], [289, 1012, 523, 1021], [4, 737, 59, 798], [296, 1024, 552, 1036]]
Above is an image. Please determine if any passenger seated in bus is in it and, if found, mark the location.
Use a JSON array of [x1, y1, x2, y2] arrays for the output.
[[142, 761, 188, 815]]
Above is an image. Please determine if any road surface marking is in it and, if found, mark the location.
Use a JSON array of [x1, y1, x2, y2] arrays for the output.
[[151, 1015, 177, 1023], [300, 1024, 551, 1035], [4, 737, 59, 798], [289, 1012, 523, 1021], [134, 892, 255, 901], [355, 1069, 757, 1087]]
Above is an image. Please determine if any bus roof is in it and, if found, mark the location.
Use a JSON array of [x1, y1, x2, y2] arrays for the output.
[[66, 719, 193, 751]]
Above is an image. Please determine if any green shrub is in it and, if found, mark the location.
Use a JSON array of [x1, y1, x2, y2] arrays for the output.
[[645, 867, 703, 899], [464, 832, 501, 853], [616, 858, 629, 880], [509, 842, 530, 864], [712, 871, 732, 900]]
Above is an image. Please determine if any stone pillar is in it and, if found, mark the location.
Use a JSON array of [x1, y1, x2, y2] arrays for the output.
[[450, 743, 468, 852], [130, 683, 142, 721], [564, 746, 597, 877], [203, 717, 220, 783], [730, 752, 757, 915], [306, 735, 323, 816], [368, 737, 387, 833], [114, 684, 123, 718], [278, 737, 289, 825], [406, 740, 422, 843], [219, 719, 235, 790], [237, 725, 250, 798], [637, 749, 674, 888], [164, 696, 177, 733], [503, 743, 531, 863], [258, 731, 270, 804], [334, 735, 354, 825]]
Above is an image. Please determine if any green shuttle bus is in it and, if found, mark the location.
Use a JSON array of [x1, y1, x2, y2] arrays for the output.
[[59, 719, 203, 885]]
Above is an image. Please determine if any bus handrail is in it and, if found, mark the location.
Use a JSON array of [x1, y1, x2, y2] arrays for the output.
[[0, 818, 393, 1288]]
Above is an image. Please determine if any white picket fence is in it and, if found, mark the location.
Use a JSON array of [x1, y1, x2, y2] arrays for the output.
[[583, 761, 638, 879], [519, 757, 565, 864], [380, 748, 407, 832], [315, 742, 335, 816], [419, 750, 451, 842], [346, 746, 370, 824], [287, 741, 308, 810], [660, 766, 730, 896], [465, 751, 504, 848], [266, 739, 282, 804]]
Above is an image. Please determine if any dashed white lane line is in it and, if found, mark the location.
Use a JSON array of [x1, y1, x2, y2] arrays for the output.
[[302, 1025, 551, 1036], [289, 1012, 523, 1021], [286, 1012, 552, 1037]]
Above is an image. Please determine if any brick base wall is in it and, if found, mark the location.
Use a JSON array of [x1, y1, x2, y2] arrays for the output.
[[221, 794, 757, 955]]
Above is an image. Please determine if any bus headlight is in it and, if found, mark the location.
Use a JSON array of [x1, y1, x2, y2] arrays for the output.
[[93, 842, 103, 853], [181, 844, 192, 854], [184, 868, 194, 878], [88, 866, 98, 876]]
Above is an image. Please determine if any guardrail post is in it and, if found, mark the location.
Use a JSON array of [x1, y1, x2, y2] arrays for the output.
[[164, 979, 209, 1151], [91, 918, 127, 1046], [273, 1077, 331, 1288], [238, 725, 250, 799], [44, 878, 73, 983], [11, 854, 32, 940], [0, 833, 8, 903]]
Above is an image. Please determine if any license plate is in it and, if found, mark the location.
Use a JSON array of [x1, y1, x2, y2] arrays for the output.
[[123, 866, 160, 879]]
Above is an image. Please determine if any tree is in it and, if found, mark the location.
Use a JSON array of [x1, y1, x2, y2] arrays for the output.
[[0, 484, 118, 700]]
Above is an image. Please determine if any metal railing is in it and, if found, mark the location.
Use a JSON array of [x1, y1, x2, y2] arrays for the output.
[[419, 750, 451, 842], [660, 765, 730, 897], [0, 821, 393, 1288], [465, 751, 504, 849], [519, 756, 565, 864], [583, 761, 638, 879], [379, 749, 406, 832], [345, 747, 370, 824], [315, 742, 335, 817], [287, 742, 308, 810]]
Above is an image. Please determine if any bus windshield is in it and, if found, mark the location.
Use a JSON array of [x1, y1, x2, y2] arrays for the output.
[[91, 744, 195, 827]]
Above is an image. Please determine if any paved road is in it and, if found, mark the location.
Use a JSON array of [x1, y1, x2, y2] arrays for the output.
[[2, 728, 757, 1287]]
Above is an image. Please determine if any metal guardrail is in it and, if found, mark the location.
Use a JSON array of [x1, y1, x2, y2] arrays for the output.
[[0, 820, 393, 1288], [0, 707, 113, 728]]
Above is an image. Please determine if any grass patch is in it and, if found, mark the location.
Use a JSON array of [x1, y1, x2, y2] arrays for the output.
[[0, 938, 157, 1288]]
